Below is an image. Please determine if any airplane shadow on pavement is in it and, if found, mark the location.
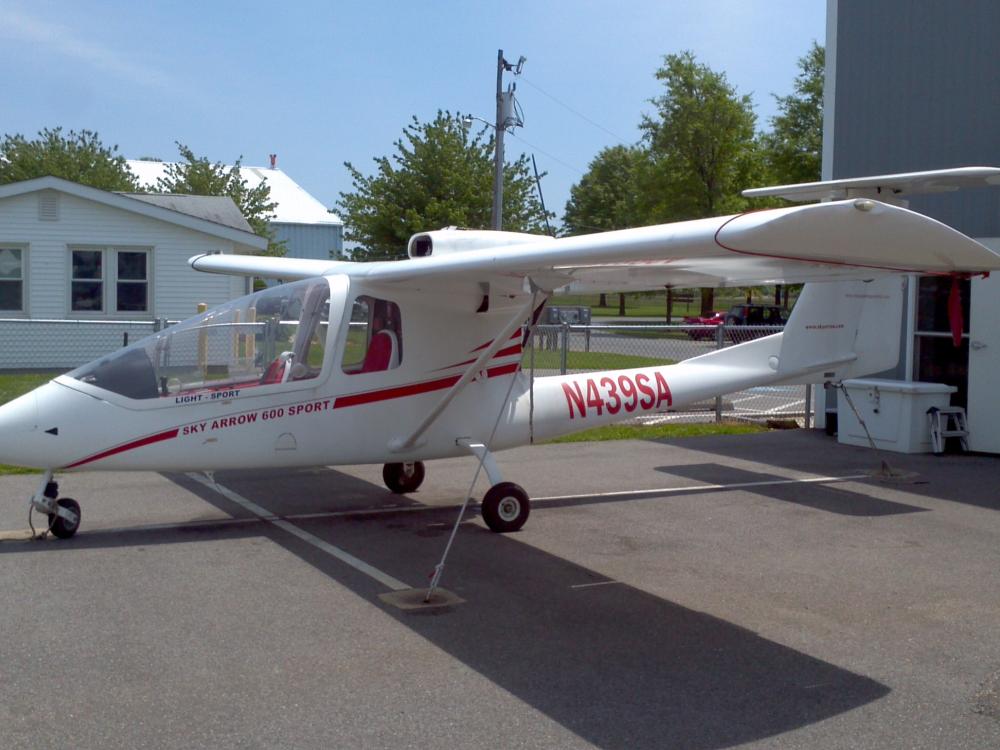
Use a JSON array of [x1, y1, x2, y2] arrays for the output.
[[3, 466, 890, 750]]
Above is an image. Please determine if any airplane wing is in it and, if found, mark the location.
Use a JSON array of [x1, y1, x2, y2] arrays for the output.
[[742, 166, 1000, 203], [190, 199, 1000, 293], [189, 254, 351, 279]]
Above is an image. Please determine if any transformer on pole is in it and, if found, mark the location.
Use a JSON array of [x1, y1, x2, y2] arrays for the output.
[[492, 49, 525, 230]]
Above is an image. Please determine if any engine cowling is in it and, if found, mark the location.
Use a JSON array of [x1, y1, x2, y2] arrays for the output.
[[407, 227, 553, 258]]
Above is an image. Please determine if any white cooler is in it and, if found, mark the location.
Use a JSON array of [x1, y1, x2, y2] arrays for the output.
[[837, 378, 956, 453]]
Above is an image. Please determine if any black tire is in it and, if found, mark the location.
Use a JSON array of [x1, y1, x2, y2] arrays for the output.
[[481, 482, 530, 533], [48, 497, 81, 539], [382, 462, 426, 494]]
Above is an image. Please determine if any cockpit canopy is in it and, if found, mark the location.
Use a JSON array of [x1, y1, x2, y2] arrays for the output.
[[68, 277, 335, 400]]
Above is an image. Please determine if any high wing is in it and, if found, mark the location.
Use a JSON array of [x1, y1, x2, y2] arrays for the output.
[[742, 166, 1000, 204], [190, 199, 1000, 293]]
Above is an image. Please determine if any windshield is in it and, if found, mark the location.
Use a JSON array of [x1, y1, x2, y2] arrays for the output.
[[68, 278, 333, 400]]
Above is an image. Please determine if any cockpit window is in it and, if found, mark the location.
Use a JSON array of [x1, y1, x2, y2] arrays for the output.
[[341, 296, 403, 374], [68, 278, 332, 399]]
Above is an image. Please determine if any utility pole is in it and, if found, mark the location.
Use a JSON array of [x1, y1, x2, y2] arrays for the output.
[[492, 49, 525, 230]]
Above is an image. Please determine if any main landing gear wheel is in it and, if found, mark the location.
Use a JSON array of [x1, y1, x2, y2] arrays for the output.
[[382, 461, 426, 494], [481, 482, 530, 533], [48, 497, 81, 539]]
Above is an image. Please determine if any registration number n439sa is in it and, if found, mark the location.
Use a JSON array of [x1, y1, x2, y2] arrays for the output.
[[561, 372, 672, 419]]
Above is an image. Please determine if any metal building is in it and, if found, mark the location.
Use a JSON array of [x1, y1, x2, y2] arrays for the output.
[[824, 0, 1000, 451], [127, 160, 344, 262]]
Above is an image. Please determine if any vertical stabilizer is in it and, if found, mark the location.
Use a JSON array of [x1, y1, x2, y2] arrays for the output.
[[776, 277, 905, 383]]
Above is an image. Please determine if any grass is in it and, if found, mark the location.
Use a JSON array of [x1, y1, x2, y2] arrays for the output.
[[0, 373, 57, 404], [545, 421, 767, 443], [525, 350, 671, 371], [0, 372, 61, 475]]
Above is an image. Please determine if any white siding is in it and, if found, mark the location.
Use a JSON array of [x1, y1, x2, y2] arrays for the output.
[[0, 188, 255, 369], [0, 190, 246, 321]]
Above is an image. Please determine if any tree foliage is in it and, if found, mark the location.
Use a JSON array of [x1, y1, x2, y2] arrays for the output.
[[563, 145, 648, 313], [641, 51, 761, 222], [0, 127, 138, 191], [762, 43, 825, 185], [154, 144, 283, 255], [641, 52, 762, 312], [337, 112, 551, 261], [562, 46, 824, 314], [563, 145, 646, 235]]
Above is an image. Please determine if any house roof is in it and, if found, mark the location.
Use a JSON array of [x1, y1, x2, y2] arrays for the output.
[[122, 193, 253, 233], [0, 176, 268, 252], [126, 160, 342, 226]]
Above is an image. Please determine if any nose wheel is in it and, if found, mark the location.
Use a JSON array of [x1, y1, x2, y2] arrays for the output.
[[48, 497, 81, 539], [28, 474, 82, 539]]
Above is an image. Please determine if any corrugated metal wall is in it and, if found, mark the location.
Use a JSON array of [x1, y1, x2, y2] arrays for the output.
[[832, 0, 1000, 237], [272, 223, 343, 261]]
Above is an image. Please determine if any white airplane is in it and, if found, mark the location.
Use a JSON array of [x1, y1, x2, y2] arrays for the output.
[[3, 167, 1000, 540]]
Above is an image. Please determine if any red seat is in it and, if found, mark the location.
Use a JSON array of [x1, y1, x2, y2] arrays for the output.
[[261, 355, 288, 384], [358, 330, 397, 373]]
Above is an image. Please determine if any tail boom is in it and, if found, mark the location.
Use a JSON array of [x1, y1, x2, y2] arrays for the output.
[[501, 277, 905, 442]]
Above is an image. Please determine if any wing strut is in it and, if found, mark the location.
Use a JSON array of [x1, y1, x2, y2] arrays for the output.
[[388, 292, 543, 453]]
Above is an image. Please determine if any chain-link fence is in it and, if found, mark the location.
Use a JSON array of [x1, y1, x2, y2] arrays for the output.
[[0, 318, 175, 371], [1, 317, 811, 426], [527, 323, 812, 426]]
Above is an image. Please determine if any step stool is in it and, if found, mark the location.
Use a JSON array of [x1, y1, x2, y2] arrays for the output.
[[927, 406, 969, 454]]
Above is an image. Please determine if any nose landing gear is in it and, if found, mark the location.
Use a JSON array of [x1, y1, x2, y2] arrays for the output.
[[29, 471, 81, 539]]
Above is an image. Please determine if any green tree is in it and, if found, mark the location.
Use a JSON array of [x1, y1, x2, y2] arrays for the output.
[[563, 145, 646, 235], [563, 145, 647, 312], [155, 144, 283, 255], [0, 127, 138, 191], [641, 52, 761, 312], [337, 111, 551, 261], [763, 43, 825, 186]]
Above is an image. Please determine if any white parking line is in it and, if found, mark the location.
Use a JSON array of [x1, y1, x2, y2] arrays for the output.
[[187, 473, 411, 591], [5, 474, 864, 547], [570, 580, 622, 589], [532, 474, 868, 502]]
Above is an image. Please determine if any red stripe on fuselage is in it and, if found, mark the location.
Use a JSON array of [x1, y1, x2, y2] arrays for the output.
[[435, 344, 523, 372], [471, 330, 523, 352], [64, 428, 180, 469], [62, 366, 522, 468], [333, 374, 462, 408], [333, 363, 520, 409]]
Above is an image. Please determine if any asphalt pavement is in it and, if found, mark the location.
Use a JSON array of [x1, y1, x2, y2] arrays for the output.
[[2, 430, 999, 749]]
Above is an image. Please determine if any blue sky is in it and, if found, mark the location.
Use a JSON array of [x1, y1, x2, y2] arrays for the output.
[[1, 0, 825, 228]]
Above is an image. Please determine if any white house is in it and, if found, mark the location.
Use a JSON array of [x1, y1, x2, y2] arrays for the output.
[[127, 160, 344, 261], [0, 176, 267, 370]]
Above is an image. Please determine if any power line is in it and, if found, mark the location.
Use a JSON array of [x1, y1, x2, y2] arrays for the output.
[[506, 131, 586, 177], [519, 76, 631, 144]]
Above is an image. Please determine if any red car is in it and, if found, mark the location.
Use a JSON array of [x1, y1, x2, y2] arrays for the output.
[[682, 311, 725, 340]]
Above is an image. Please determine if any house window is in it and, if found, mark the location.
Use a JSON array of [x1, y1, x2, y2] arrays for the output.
[[0, 247, 24, 312], [116, 251, 148, 312], [70, 248, 150, 314], [71, 250, 103, 312]]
